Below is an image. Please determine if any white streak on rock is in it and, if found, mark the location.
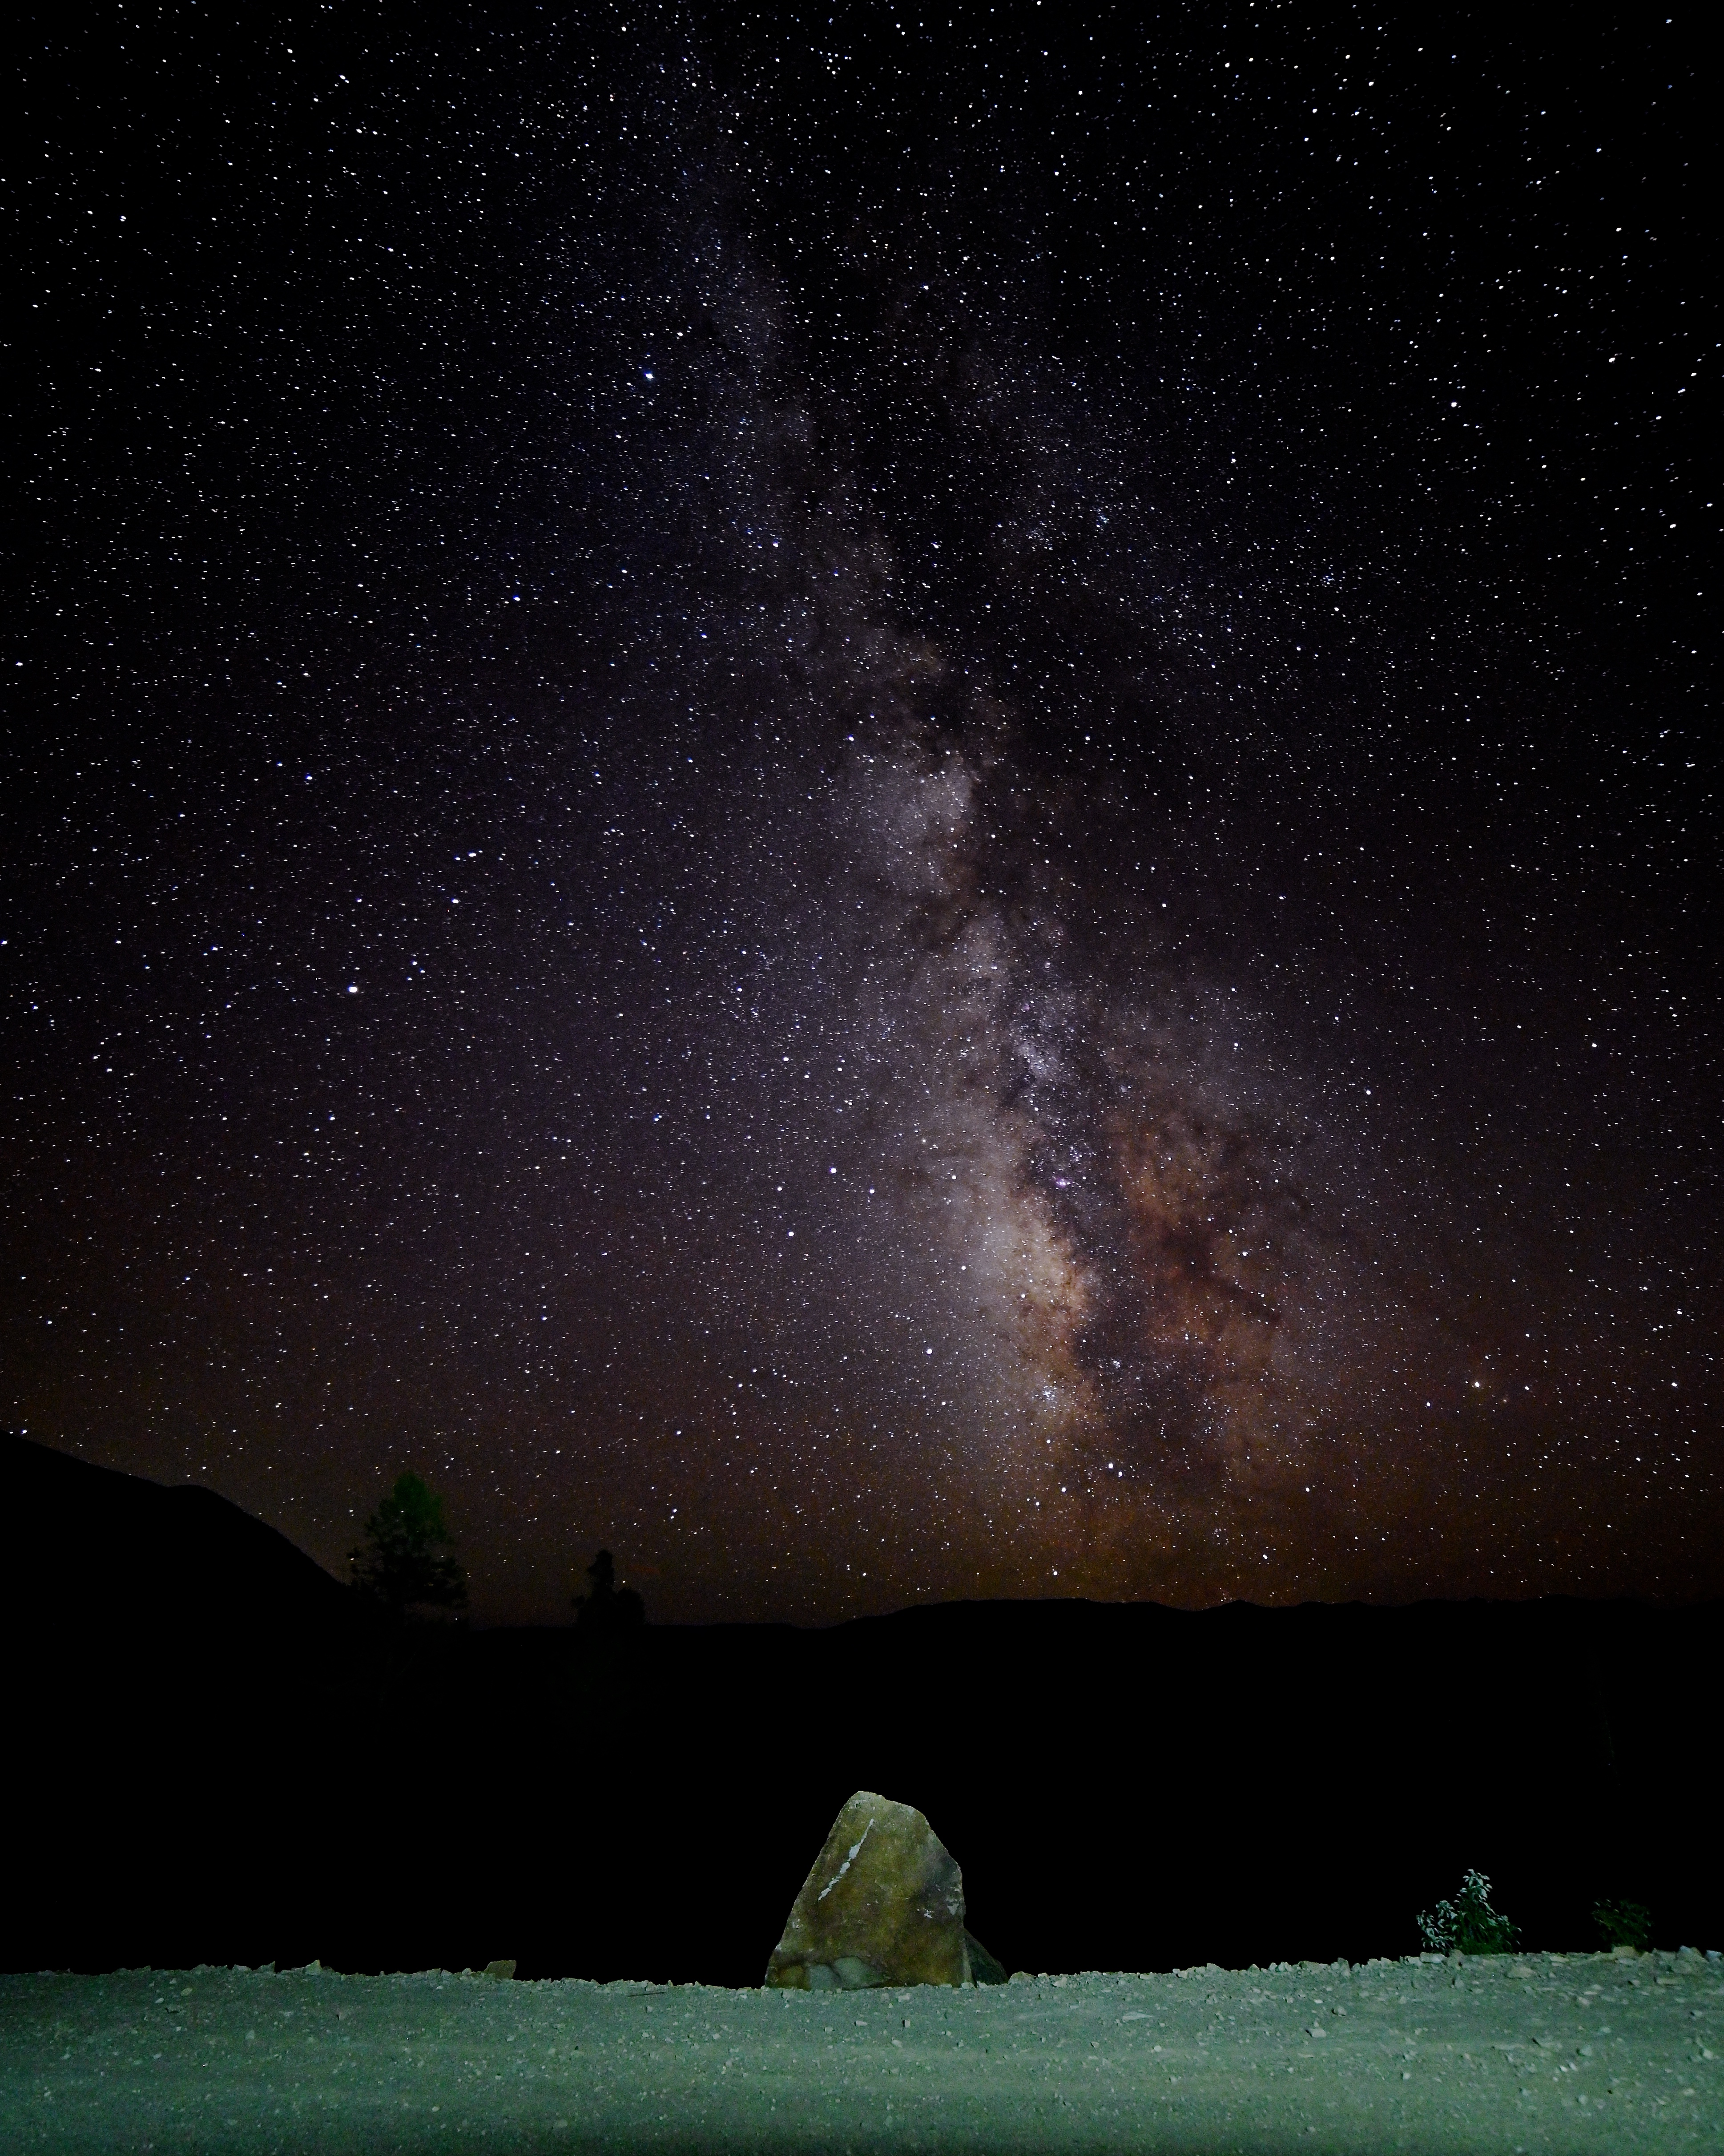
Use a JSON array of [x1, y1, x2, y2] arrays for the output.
[[818, 1817, 875, 1901]]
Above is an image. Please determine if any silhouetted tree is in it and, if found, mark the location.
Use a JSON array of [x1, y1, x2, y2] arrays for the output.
[[350, 1471, 467, 1619], [572, 1548, 644, 1638]]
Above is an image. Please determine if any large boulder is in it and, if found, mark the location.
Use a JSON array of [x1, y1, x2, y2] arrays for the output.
[[765, 1790, 976, 1990]]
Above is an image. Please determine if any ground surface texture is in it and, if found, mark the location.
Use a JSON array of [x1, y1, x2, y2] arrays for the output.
[[3, 1951, 1719, 2153]]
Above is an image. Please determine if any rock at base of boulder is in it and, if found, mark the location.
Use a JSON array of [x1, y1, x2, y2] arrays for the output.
[[765, 1791, 971, 1990]]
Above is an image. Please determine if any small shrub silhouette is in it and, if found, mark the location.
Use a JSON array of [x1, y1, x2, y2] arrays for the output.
[[572, 1548, 645, 1638], [1416, 1869, 1518, 1954], [1593, 1898, 1653, 1952], [350, 1471, 468, 1619]]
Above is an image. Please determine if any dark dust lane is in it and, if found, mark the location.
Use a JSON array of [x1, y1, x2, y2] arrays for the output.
[[2, 1952, 1719, 2152]]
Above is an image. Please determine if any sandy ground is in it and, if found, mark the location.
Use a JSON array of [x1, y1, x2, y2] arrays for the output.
[[2, 1951, 1719, 2153]]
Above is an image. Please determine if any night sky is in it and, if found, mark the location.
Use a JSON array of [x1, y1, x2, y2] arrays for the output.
[[6, 4, 1717, 1623]]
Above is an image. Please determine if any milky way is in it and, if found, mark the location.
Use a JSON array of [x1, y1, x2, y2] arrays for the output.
[[6, 6, 1716, 1618]]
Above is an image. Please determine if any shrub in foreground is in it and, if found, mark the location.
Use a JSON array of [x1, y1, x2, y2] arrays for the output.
[[1416, 1869, 1518, 1954], [1592, 1897, 1653, 1952]]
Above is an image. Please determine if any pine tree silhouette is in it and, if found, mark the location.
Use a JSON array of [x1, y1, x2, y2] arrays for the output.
[[350, 1471, 468, 1618]]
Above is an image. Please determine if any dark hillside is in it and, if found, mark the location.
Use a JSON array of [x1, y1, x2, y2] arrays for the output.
[[6, 1436, 1720, 1979], [6, 1434, 354, 1643]]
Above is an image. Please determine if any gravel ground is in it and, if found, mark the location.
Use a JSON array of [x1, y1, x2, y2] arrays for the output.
[[3, 1950, 1719, 2153]]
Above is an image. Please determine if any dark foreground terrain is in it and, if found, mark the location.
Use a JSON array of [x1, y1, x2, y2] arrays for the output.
[[8, 1434, 1724, 1980], [4, 1951, 1720, 2154]]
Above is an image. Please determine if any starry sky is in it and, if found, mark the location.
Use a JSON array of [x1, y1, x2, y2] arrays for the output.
[[5, 3, 1718, 1622]]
